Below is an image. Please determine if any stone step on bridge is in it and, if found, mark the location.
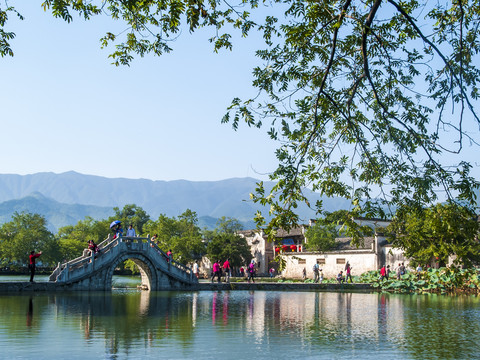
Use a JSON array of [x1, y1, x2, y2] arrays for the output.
[[49, 234, 198, 291]]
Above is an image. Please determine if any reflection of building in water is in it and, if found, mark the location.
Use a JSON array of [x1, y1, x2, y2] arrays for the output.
[[236, 291, 407, 344], [277, 292, 317, 331], [212, 292, 218, 325], [245, 291, 266, 340], [313, 293, 405, 342], [234, 291, 407, 343]]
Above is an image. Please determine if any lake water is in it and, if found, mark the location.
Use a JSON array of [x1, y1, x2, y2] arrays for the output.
[[0, 284, 478, 359], [0, 274, 142, 288]]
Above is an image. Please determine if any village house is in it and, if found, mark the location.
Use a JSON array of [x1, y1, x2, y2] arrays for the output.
[[237, 226, 307, 276], [238, 218, 410, 279]]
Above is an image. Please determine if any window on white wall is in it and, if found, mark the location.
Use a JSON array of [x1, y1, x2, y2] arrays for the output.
[[298, 259, 306, 264], [317, 259, 326, 265], [336, 258, 345, 264]]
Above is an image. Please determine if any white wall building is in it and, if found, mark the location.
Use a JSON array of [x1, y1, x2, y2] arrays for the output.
[[246, 218, 414, 279]]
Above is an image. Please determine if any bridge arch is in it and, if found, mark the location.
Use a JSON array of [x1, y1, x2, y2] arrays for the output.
[[106, 252, 158, 291]]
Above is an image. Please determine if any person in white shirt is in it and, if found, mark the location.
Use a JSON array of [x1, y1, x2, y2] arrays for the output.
[[126, 224, 136, 237], [193, 261, 199, 279]]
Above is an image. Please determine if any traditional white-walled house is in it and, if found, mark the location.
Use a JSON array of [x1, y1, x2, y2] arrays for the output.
[[237, 226, 308, 276], [237, 229, 272, 275], [281, 218, 412, 279], [239, 217, 411, 279], [282, 234, 410, 279]]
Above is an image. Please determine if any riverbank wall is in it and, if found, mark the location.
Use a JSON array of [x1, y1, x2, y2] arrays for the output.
[[0, 281, 373, 292]]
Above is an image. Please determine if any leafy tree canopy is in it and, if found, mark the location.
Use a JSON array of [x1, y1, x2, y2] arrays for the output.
[[214, 216, 244, 234], [57, 216, 110, 261], [205, 217, 252, 266], [2, 0, 480, 244], [304, 221, 338, 252], [144, 209, 205, 263], [0, 212, 58, 267], [387, 202, 480, 267]]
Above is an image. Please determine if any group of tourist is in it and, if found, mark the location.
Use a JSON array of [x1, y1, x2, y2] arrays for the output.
[[111, 222, 136, 239], [206, 260, 257, 283], [210, 259, 233, 283], [88, 240, 100, 256], [313, 262, 324, 283], [335, 262, 353, 283], [379, 262, 409, 281]]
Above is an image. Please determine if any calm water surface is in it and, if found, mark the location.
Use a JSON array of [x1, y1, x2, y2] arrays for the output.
[[0, 286, 478, 359]]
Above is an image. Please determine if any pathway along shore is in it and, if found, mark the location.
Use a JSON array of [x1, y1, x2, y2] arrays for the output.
[[0, 281, 373, 292]]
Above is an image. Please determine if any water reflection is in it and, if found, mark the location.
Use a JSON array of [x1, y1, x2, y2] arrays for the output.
[[26, 297, 33, 328], [0, 291, 479, 359]]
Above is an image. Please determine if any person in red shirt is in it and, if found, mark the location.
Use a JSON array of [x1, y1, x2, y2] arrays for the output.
[[380, 265, 387, 281], [223, 259, 231, 283], [29, 251, 42, 282], [211, 261, 221, 283]]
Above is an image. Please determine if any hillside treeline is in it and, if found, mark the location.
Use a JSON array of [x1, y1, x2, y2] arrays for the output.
[[0, 204, 252, 271]]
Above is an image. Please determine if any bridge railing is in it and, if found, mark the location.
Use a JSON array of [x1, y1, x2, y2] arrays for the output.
[[50, 234, 120, 281], [149, 241, 193, 276]]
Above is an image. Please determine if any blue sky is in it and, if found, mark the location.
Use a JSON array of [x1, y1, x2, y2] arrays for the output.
[[1, 2, 278, 181], [2, 2, 480, 194]]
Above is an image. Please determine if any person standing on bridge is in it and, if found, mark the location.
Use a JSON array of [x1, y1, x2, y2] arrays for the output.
[[88, 240, 100, 255], [116, 224, 123, 239], [28, 250, 42, 282], [113, 223, 123, 239], [166, 249, 172, 263], [126, 224, 136, 238]]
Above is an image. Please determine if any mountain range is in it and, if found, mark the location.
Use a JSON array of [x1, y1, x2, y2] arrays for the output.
[[0, 171, 351, 232]]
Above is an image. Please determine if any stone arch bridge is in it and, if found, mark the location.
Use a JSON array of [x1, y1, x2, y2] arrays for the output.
[[49, 235, 198, 291]]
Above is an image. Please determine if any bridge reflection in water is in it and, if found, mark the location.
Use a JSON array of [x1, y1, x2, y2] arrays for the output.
[[1, 291, 479, 359]]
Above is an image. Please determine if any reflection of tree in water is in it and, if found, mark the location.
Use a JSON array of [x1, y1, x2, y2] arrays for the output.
[[402, 294, 480, 360], [51, 291, 196, 357]]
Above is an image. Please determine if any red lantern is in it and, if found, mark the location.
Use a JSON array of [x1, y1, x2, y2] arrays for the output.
[[290, 245, 297, 251], [298, 246, 302, 252], [275, 247, 280, 253], [282, 245, 288, 251]]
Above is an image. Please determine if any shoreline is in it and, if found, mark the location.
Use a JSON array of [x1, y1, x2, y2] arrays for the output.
[[0, 281, 373, 293]]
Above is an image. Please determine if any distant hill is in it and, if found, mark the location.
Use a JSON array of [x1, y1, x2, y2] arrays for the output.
[[0, 194, 258, 233], [0, 192, 113, 232], [0, 171, 352, 231], [197, 215, 257, 231]]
